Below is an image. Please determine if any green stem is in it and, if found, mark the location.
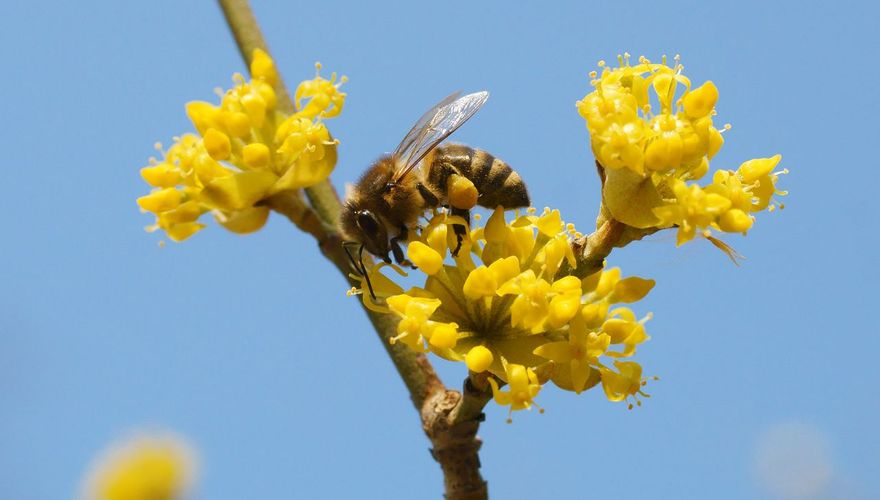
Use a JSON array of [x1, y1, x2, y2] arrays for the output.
[[217, 0, 295, 114]]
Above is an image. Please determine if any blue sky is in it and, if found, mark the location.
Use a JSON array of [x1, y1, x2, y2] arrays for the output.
[[1, 1, 877, 499]]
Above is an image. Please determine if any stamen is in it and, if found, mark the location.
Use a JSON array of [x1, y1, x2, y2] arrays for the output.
[[532, 401, 545, 414]]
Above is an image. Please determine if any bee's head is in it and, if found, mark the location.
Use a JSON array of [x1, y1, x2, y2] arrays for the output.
[[340, 203, 391, 263]]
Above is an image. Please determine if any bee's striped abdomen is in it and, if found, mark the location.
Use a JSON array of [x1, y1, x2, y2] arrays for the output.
[[427, 143, 530, 209]]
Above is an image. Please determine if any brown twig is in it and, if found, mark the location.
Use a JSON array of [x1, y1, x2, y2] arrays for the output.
[[569, 160, 661, 277], [571, 217, 626, 278]]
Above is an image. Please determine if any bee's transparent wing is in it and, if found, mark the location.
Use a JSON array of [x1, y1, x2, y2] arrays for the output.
[[393, 91, 461, 163], [392, 91, 489, 183]]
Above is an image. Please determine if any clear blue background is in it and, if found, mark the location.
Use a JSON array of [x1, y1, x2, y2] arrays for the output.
[[2, 1, 877, 499]]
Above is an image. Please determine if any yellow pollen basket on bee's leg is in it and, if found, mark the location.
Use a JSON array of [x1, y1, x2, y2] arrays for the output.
[[447, 174, 479, 210]]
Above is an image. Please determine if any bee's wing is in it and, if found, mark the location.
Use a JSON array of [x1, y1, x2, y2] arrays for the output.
[[392, 91, 489, 183], [393, 91, 461, 163]]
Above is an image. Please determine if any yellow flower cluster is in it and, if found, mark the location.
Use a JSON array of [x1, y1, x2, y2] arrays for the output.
[[349, 207, 656, 417], [81, 433, 195, 500], [137, 49, 346, 241], [577, 54, 787, 245]]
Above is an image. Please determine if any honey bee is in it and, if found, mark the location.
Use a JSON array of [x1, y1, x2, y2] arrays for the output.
[[340, 91, 530, 294]]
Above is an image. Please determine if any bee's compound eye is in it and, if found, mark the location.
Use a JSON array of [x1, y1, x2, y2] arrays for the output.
[[356, 210, 380, 234]]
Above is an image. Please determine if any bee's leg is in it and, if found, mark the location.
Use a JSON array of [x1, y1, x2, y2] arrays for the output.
[[390, 225, 414, 268], [343, 243, 375, 300], [450, 207, 470, 257], [417, 183, 440, 207]]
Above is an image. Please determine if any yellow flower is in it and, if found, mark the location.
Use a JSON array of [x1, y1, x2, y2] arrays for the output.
[[294, 62, 347, 119], [534, 330, 607, 393], [348, 206, 656, 414], [653, 179, 731, 245], [600, 360, 656, 409], [654, 155, 788, 245], [497, 270, 553, 332], [81, 432, 195, 500], [138, 50, 346, 242], [487, 360, 542, 422], [578, 54, 787, 251], [386, 294, 460, 352]]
